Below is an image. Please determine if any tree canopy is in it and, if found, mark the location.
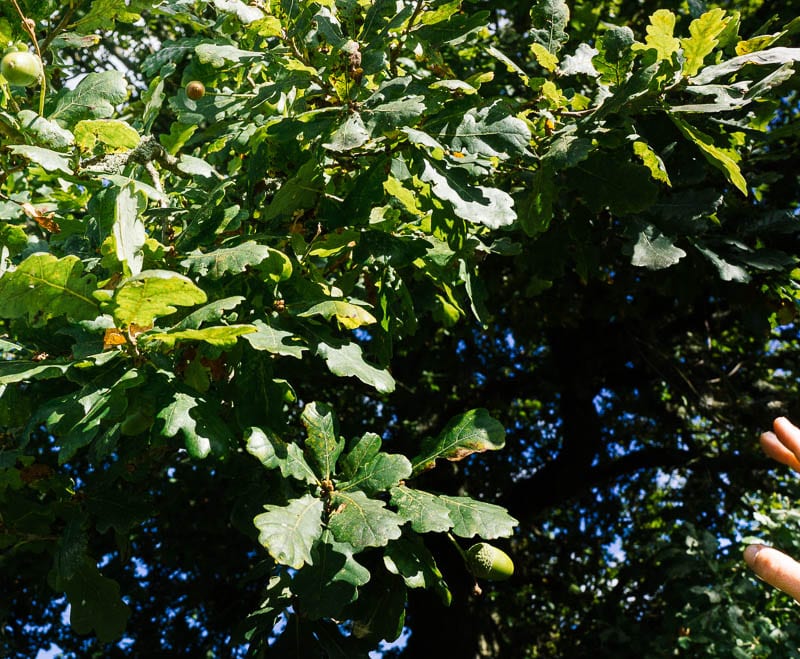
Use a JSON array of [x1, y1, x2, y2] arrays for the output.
[[1, 0, 800, 657]]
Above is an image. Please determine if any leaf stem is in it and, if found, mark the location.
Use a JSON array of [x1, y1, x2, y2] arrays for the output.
[[447, 531, 468, 563]]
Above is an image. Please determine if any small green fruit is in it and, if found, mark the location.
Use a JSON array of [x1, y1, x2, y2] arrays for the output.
[[465, 542, 514, 581], [186, 80, 205, 100], [1, 50, 42, 87]]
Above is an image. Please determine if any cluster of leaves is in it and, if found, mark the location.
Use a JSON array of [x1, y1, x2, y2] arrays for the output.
[[1, 0, 800, 656], [0, 0, 526, 653], [244, 403, 514, 649]]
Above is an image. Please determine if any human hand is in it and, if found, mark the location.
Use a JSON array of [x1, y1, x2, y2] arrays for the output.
[[744, 417, 800, 601]]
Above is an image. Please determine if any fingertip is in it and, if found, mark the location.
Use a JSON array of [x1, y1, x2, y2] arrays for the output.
[[744, 543, 766, 567], [743, 544, 800, 602], [760, 430, 777, 446]]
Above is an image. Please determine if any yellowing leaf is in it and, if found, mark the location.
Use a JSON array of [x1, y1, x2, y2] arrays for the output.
[[251, 15, 282, 37], [540, 80, 567, 108], [384, 177, 422, 216], [145, 325, 256, 349], [103, 323, 152, 349], [0, 253, 99, 326], [633, 141, 671, 186], [531, 43, 559, 72], [298, 300, 377, 329], [21, 202, 60, 233], [74, 119, 141, 152], [680, 9, 730, 77], [671, 115, 746, 195], [633, 9, 680, 61], [103, 328, 127, 348], [104, 270, 207, 327], [735, 34, 782, 56], [411, 409, 506, 475]]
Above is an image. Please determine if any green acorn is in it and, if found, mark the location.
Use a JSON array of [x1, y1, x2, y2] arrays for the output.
[[465, 542, 514, 581], [1, 50, 42, 87]]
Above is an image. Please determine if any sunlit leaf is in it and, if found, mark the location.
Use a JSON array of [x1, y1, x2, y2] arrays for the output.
[[328, 490, 403, 550], [631, 226, 687, 270], [156, 391, 233, 458], [633, 9, 680, 61], [177, 154, 219, 178], [74, 119, 141, 152], [181, 241, 289, 280], [633, 141, 671, 186], [301, 402, 344, 481], [411, 409, 506, 475], [245, 427, 319, 484], [110, 184, 146, 277], [531, 43, 559, 72], [696, 243, 750, 282], [17, 110, 74, 149], [421, 159, 516, 229], [0, 360, 74, 385], [49, 71, 129, 127], [171, 296, 246, 330], [314, 340, 395, 393], [145, 324, 256, 348], [298, 300, 377, 329], [195, 43, 262, 67], [670, 115, 747, 195], [105, 270, 207, 327], [73, 0, 140, 31], [680, 9, 731, 78], [530, 0, 570, 54], [0, 254, 98, 326], [390, 486, 454, 534], [213, 0, 265, 24], [254, 494, 325, 569], [7, 145, 73, 174], [439, 495, 518, 539], [689, 46, 800, 85], [244, 319, 307, 358], [448, 101, 531, 159], [339, 450, 411, 496]]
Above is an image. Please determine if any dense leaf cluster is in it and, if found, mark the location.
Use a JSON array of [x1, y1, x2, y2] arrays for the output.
[[1, 0, 800, 657]]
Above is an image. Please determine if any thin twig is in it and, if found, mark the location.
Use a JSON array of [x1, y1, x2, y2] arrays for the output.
[[40, 3, 77, 54], [389, 0, 426, 75]]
